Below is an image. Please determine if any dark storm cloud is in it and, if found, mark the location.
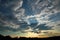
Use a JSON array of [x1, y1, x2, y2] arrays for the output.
[[0, 0, 23, 29], [0, 0, 28, 35], [0, 0, 16, 22], [0, 0, 24, 36]]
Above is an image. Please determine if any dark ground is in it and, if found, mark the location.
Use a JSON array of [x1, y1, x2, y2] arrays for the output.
[[0, 34, 60, 40]]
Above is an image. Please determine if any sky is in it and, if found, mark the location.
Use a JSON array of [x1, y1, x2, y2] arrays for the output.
[[0, 0, 60, 38]]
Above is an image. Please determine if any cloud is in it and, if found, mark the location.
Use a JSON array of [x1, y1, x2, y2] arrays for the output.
[[4, 22, 20, 29], [23, 26, 33, 32], [0, 0, 24, 29], [23, 0, 60, 31], [45, 21, 60, 31], [14, 8, 25, 22], [0, 0, 60, 37], [12, 0, 23, 11]]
